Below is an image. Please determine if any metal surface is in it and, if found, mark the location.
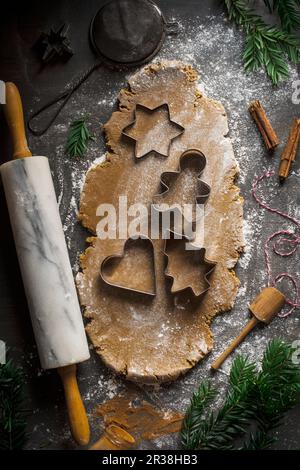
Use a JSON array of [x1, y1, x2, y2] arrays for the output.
[[1, 0, 300, 450]]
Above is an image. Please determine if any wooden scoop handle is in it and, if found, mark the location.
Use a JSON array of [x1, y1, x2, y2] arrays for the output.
[[4, 82, 32, 159], [211, 316, 259, 370], [58, 364, 90, 446]]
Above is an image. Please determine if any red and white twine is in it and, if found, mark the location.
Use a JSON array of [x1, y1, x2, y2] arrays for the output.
[[251, 170, 300, 317]]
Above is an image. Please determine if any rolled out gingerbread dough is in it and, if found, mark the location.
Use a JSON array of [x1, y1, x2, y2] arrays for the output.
[[76, 61, 244, 384]]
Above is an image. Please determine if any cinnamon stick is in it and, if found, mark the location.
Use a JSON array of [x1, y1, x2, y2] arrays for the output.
[[249, 100, 280, 151], [278, 118, 300, 182]]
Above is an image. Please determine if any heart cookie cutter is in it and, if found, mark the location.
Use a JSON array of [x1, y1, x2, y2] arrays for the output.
[[122, 103, 185, 159], [153, 149, 210, 225], [100, 236, 156, 297], [163, 229, 216, 300]]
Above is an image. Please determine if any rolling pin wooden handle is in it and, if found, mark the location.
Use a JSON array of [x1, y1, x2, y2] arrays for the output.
[[57, 364, 90, 446], [4, 82, 32, 159], [211, 316, 259, 370]]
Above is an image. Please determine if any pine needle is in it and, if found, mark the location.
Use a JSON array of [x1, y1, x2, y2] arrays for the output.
[[66, 116, 95, 157], [181, 339, 300, 450], [0, 360, 27, 450]]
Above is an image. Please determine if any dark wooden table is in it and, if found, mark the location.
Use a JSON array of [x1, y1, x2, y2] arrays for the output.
[[1, 0, 300, 450]]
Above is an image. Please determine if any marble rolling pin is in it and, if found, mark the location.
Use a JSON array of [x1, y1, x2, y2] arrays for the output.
[[0, 82, 90, 445]]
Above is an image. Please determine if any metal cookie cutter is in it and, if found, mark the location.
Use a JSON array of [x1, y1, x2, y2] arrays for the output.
[[153, 149, 211, 223], [163, 229, 216, 300], [100, 236, 156, 297], [122, 103, 184, 159]]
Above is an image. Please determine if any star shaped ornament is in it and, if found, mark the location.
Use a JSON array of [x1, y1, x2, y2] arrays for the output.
[[122, 104, 184, 159]]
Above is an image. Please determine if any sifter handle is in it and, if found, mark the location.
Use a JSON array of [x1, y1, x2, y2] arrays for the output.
[[4, 82, 32, 159]]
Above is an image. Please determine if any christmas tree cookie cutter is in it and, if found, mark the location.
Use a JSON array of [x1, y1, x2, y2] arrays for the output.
[[122, 103, 184, 159], [153, 149, 211, 224], [100, 236, 156, 297], [163, 229, 216, 300]]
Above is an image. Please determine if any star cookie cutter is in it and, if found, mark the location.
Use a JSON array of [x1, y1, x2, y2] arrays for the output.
[[152, 149, 211, 224], [122, 103, 184, 160], [163, 229, 216, 300], [100, 236, 156, 297]]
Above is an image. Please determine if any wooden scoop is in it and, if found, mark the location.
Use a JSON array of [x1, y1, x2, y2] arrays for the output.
[[211, 287, 286, 370]]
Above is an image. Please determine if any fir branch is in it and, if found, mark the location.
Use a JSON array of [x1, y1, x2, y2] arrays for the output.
[[278, 0, 300, 32], [224, 0, 265, 29], [66, 116, 95, 157], [247, 26, 291, 85], [224, 0, 300, 84], [181, 356, 257, 450], [181, 382, 217, 449], [0, 360, 27, 450], [243, 30, 264, 72], [181, 340, 300, 450], [244, 339, 300, 449], [264, 0, 300, 32]]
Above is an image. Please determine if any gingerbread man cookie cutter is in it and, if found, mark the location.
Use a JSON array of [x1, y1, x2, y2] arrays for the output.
[[153, 149, 211, 226]]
